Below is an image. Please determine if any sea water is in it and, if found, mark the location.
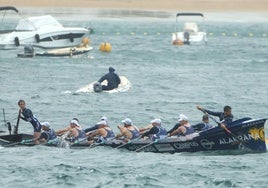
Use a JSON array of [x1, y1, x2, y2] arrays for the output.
[[0, 8, 268, 187]]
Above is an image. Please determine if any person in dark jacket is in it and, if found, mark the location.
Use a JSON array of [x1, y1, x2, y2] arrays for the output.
[[18, 100, 42, 143], [98, 67, 121, 91]]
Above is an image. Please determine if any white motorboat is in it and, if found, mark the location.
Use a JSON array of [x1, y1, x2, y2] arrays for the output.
[[0, 6, 90, 50], [172, 13, 207, 44]]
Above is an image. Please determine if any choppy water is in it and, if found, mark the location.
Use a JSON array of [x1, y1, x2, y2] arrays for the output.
[[0, 8, 268, 187]]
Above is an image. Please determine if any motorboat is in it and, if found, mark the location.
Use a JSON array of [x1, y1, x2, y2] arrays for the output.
[[172, 13, 207, 45], [76, 76, 132, 93], [0, 6, 90, 50], [17, 44, 93, 58]]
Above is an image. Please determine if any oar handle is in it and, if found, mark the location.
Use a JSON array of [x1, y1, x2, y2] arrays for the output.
[[14, 110, 21, 134]]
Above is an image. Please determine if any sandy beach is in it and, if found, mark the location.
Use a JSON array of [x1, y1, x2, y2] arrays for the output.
[[1, 0, 268, 12]]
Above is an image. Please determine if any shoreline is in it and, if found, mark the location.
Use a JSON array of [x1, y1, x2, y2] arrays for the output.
[[1, 0, 268, 12]]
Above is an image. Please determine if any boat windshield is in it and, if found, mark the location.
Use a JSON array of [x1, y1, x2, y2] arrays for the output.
[[16, 15, 63, 31]]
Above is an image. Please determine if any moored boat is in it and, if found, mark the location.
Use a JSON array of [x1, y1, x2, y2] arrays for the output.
[[172, 12, 207, 44], [0, 6, 90, 50]]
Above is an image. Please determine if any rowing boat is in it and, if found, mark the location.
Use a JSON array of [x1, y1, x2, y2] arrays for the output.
[[1, 118, 266, 154]]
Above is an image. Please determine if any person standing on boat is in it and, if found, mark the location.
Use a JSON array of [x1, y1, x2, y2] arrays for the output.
[[97, 67, 121, 91], [115, 118, 140, 142], [18, 99, 42, 144], [192, 114, 214, 132], [169, 114, 195, 136], [196, 105, 233, 126], [87, 120, 115, 143], [141, 119, 167, 140], [38, 122, 57, 143]]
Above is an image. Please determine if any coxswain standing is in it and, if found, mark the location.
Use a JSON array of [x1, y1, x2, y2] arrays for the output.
[[18, 99, 42, 144]]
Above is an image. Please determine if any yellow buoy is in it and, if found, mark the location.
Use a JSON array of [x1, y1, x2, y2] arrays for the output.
[[99, 42, 112, 52]]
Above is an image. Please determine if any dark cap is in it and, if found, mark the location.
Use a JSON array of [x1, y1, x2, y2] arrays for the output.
[[202, 114, 209, 120], [109, 67, 115, 73], [223, 106, 231, 112]]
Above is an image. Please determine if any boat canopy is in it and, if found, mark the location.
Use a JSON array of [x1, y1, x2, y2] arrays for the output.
[[0, 6, 19, 13], [16, 15, 63, 30], [176, 13, 204, 17]]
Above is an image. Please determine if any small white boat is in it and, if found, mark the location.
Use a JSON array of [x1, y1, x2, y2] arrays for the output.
[[0, 6, 90, 50], [17, 45, 93, 58], [76, 76, 132, 93], [172, 13, 207, 44]]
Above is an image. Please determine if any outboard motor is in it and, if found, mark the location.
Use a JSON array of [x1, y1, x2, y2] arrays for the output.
[[24, 45, 35, 57], [183, 32, 190, 45], [93, 82, 103, 92]]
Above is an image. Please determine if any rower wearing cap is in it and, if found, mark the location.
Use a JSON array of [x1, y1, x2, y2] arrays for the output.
[[39, 122, 57, 143], [84, 116, 108, 133], [141, 118, 167, 140], [170, 114, 195, 136], [115, 118, 140, 141], [87, 120, 115, 143], [66, 119, 87, 143], [56, 118, 80, 136]]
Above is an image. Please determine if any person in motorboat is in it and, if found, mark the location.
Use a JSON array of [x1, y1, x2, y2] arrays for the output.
[[87, 120, 115, 144], [84, 116, 108, 133], [18, 99, 42, 144], [196, 105, 233, 127], [65, 119, 87, 144], [56, 117, 80, 136], [141, 119, 167, 140], [183, 32, 190, 45], [192, 114, 214, 132], [38, 122, 57, 144], [115, 118, 140, 142], [96, 67, 121, 91], [169, 114, 195, 137]]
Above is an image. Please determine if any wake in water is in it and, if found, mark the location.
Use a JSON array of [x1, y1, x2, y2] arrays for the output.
[[61, 76, 132, 94]]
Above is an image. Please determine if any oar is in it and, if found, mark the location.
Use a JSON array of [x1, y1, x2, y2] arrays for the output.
[[13, 110, 20, 134], [4, 139, 34, 147], [135, 139, 158, 152], [71, 137, 89, 146], [2, 108, 7, 127], [116, 140, 131, 149]]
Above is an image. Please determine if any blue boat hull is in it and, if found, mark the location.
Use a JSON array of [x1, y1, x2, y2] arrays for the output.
[[102, 118, 267, 153]]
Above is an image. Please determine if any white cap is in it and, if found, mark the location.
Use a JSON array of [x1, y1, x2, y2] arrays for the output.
[[96, 120, 107, 126], [70, 119, 80, 126], [151, 118, 161, 124], [100, 116, 108, 122], [41, 122, 50, 128], [178, 114, 188, 122], [122, 118, 132, 125]]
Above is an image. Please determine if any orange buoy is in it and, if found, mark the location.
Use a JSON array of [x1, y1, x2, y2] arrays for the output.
[[99, 42, 112, 52]]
